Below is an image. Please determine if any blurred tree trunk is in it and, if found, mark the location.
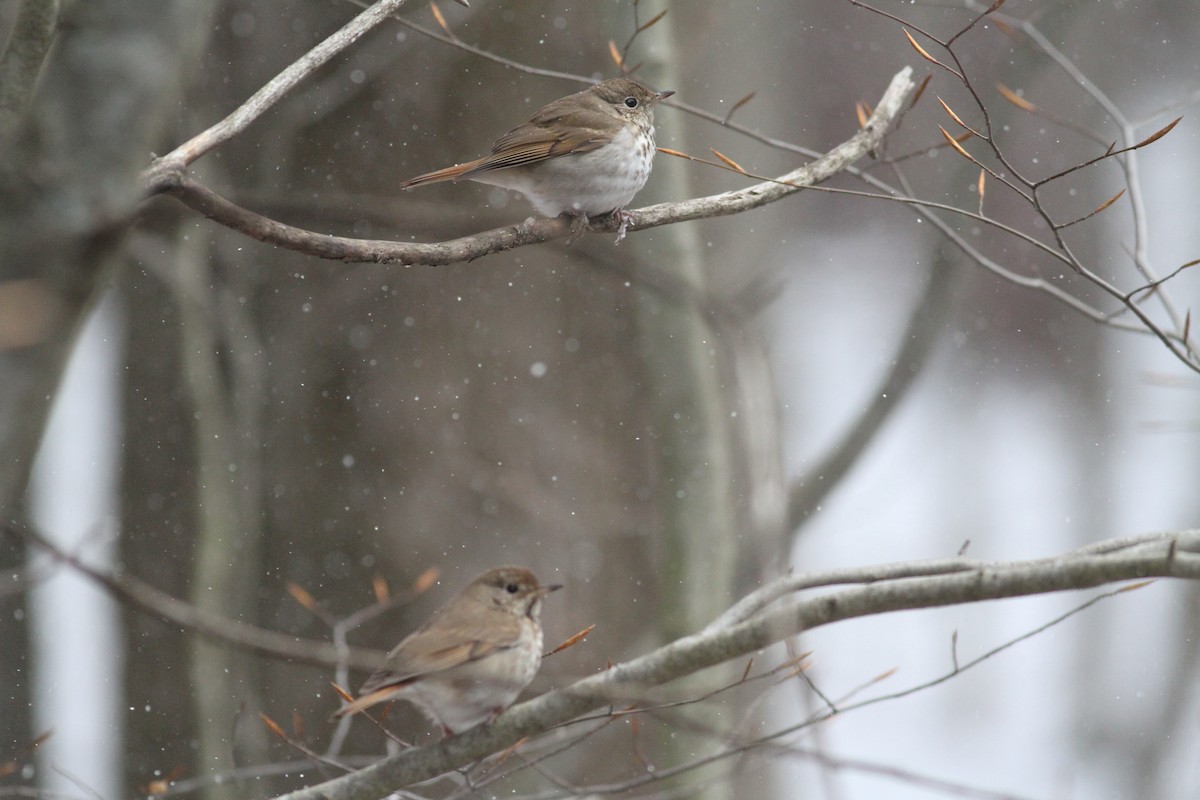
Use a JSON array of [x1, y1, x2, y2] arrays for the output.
[[0, 0, 215, 768]]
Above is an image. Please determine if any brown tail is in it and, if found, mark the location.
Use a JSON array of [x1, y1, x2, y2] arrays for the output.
[[329, 683, 404, 720], [399, 158, 487, 189]]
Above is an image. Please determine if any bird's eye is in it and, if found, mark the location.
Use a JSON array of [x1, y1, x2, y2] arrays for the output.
[[506, 583, 520, 594], [624, 96, 638, 108]]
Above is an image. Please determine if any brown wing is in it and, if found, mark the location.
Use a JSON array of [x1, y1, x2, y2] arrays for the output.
[[399, 87, 618, 187], [456, 94, 617, 175], [358, 609, 523, 694]]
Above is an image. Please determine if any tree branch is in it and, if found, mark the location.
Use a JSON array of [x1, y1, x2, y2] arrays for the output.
[[13, 523, 385, 672], [147, 67, 915, 266], [141, 0, 414, 191], [276, 530, 1199, 800]]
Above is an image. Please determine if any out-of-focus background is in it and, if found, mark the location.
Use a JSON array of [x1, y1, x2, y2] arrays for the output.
[[2, 1, 1198, 798]]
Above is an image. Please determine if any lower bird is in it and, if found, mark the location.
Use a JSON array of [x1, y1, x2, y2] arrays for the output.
[[333, 566, 561, 735]]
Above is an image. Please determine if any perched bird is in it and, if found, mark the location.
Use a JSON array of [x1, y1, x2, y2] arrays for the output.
[[400, 78, 674, 239], [333, 566, 561, 735]]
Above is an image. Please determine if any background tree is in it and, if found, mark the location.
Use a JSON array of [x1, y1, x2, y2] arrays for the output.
[[2, 1, 1198, 799]]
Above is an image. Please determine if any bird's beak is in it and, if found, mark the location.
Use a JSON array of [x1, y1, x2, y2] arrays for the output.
[[540, 583, 564, 595], [657, 89, 676, 102]]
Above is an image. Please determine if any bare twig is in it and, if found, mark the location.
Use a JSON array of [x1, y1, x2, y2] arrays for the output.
[[11, 522, 385, 672]]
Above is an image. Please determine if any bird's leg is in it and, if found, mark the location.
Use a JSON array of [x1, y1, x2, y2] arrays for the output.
[[563, 210, 591, 244], [610, 208, 635, 243], [559, 210, 633, 243]]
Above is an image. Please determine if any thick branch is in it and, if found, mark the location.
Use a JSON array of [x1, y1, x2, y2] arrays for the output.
[[149, 67, 915, 266], [277, 531, 1199, 800]]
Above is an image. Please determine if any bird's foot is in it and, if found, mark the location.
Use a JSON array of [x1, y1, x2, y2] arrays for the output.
[[610, 208, 634, 243], [563, 212, 591, 244]]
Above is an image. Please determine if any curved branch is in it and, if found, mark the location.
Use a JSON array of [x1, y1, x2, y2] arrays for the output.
[[277, 531, 1200, 800], [148, 68, 916, 266]]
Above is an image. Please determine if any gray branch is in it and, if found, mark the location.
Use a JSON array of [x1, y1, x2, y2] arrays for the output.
[[147, 67, 916, 265], [276, 530, 1200, 800]]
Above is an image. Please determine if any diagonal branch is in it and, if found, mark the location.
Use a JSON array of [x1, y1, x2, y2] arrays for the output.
[[275, 531, 1200, 800], [141, 0, 414, 191], [13, 523, 385, 672]]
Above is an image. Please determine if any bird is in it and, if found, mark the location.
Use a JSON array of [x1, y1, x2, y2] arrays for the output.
[[399, 78, 674, 240], [333, 566, 561, 735]]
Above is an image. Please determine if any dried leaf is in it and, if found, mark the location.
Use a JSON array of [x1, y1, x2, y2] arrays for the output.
[[903, 29, 942, 67], [292, 710, 305, 738], [938, 97, 968, 129], [259, 713, 287, 739], [1118, 580, 1155, 593], [1091, 188, 1126, 216], [710, 148, 747, 173], [992, 17, 1015, 37], [372, 574, 389, 603], [1185, 309, 1192, 342], [986, 0, 1006, 12], [855, 101, 871, 129], [871, 667, 899, 684], [1133, 116, 1182, 149], [996, 83, 1036, 113], [628, 710, 652, 771], [145, 780, 170, 797], [608, 40, 623, 67], [910, 73, 932, 107], [330, 682, 355, 703], [775, 651, 813, 673], [939, 126, 975, 161], [977, 169, 987, 198], [546, 623, 596, 656], [143, 768, 186, 797], [286, 582, 318, 612], [412, 566, 439, 594], [657, 146, 690, 159], [429, 2, 451, 36]]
